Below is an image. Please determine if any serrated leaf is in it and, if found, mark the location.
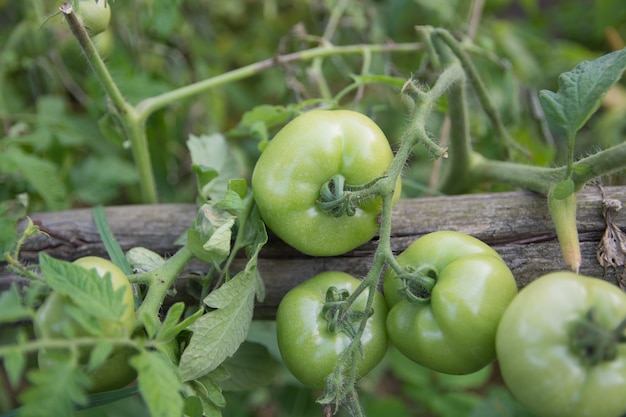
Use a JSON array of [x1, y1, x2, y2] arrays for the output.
[[178, 270, 257, 382], [539, 48, 626, 137], [219, 342, 280, 391], [18, 359, 90, 417], [39, 253, 126, 324], [0, 284, 32, 323], [130, 350, 185, 417]]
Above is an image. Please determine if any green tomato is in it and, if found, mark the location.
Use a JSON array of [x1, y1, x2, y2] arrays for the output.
[[496, 272, 626, 417], [92, 28, 114, 56], [276, 271, 388, 389], [34, 257, 136, 393], [76, 0, 111, 36], [73, 256, 135, 336], [251, 110, 401, 256], [384, 231, 517, 374]]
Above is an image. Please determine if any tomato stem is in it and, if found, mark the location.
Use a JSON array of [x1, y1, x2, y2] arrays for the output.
[[397, 265, 437, 304], [570, 308, 624, 365]]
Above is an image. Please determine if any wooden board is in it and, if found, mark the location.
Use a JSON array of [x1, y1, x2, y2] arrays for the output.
[[2, 186, 625, 318]]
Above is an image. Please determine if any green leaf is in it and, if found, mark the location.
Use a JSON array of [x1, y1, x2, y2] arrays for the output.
[[188, 201, 238, 266], [130, 350, 185, 417], [215, 190, 246, 214], [470, 387, 537, 417], [125, 246, 165, 274], [539, 48, 626, 137], [18, 360, 90, 417], [187, 134, 243, 201], [145, 0, 183, 38], [4, 347, 26, 389], [185, 378, 225, 417], [39, 253, 127, 325], [0, 284, 32, 324], [218, 342, 280, 391], [552, 178, 576, 200], [156, 303, 203, 342], [0, 147, 67, 211], [85, 341, 114, 373], [229, 104, 298, 141], [178, 269, 258, 382], [228, 179, 248, 199], [0, 199, 27, 262], [93, 205, 133, 275], [70, 156, 139, 205], [183, 396, 205, 417]]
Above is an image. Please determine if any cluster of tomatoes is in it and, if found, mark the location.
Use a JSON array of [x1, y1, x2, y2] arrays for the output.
[[253, 110, 626, 417], [34, 106, 626, 417]]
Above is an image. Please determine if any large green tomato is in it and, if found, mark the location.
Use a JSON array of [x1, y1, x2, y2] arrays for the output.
[[276, 271, 388, 389], [496, 272, 626, 417], [34, 256, 136, 393], [251, 110, 401, 256], [384, 231, 518, 374]]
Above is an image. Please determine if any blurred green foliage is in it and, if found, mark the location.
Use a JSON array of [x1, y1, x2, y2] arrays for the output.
[[1, 0, 625, 212]]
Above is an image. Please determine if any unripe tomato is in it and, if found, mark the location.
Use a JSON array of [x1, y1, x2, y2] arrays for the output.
[[496, 272, 626, 417], [252, 110, 401, 256], [384, 231, 518, 374], [276, 271, 389, 389], [76, 0, 111, 36], [34, 257, 136, 393]]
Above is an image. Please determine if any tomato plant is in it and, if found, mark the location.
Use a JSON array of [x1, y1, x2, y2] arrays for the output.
[[496, 272, 626, 417], [34, 256, 136, 393], [383, 231, 518, 374], [76, 0, 111, 36], [251, 109, 402, 256], [275, 271, 388, 389]]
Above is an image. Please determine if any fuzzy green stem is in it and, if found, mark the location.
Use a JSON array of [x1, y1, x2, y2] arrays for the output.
[[432, 28, 529, 158], [437, 66, 473, 193], [548, 186, 581, 272], [0, 336, 141, 358], [134, 42, 422, 122], [60, 4, 157, 204], [133, 245, 194, 328]]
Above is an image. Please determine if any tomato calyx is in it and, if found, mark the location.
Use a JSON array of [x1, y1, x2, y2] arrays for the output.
[[318, 174, 383, 218], [396, 265, 437, 304], [570, 308, 626, 366], [322, 286, 372, 338]]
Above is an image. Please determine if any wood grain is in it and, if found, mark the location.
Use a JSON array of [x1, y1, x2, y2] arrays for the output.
[[2, 186, 625, 319]]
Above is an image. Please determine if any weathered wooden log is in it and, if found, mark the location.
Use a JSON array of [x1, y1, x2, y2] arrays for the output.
[[2, 186, 625, 319]]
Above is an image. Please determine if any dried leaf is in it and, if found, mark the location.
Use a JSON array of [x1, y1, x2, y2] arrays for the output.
[[596, 194, 626, 290]]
